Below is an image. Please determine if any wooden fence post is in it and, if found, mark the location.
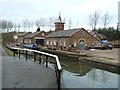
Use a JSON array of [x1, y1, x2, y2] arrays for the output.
[[26, 51, 27, 60], [39, 54, 41, 64], [34, 52, 36, 62], [19, 50, 20, 58]]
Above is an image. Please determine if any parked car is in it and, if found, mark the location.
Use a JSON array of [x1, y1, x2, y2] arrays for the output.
[[23, 44, 38, 50], [93, 44, 113, 50], [100, 44, 113, 50]]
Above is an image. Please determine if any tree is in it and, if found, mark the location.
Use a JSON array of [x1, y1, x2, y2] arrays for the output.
[[101, 12, 112, 29], [47, 17, 56, 30], [17, 23, 21, 32], [30, 20, 34, 31], [89, 10, 100, 30], [13, 24, 17, 32], [36, 27, 40, 31], [6, 21, 13, 32], [97, 27, 120, 41], [35, 17, 46, 30], [1, 20, 7, 32], [22, 19, 31, 32], [68, 18, 72, 29]]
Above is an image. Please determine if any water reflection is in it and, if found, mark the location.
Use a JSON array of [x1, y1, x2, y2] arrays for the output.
[[60, 57, 92, 76], [58, 55, 120, 88]]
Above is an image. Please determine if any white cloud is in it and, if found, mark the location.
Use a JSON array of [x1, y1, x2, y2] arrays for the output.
[[0, 0, 119, 30]]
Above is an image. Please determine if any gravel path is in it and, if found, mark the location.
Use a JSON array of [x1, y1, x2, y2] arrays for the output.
[[85, 48, 119, 61]]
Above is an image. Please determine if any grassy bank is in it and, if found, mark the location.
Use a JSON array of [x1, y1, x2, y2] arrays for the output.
[[2, 45, 14, 56]]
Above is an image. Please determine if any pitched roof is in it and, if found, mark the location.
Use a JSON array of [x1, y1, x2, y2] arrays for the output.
[[98, 34, 106, 39], [90, 31, 96, 36], [90, 31, 107, 40], [15, 32, 30, 37], [24, 31, 41, 38], [46, 28, 82, 38]]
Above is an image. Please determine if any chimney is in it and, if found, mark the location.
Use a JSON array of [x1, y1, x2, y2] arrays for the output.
[[55, 13, 65, 31]]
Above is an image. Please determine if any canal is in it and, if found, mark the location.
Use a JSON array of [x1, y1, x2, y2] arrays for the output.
[[56, 55, 120, 88], [19, 50, 120, 89]]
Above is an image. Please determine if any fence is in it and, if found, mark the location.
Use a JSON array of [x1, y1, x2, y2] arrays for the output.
[[12, 47, 62, 90]]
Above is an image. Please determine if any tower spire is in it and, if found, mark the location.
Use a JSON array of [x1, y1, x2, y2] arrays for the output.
[[54, 12, 65, 31], [58, 12, 62, 22]]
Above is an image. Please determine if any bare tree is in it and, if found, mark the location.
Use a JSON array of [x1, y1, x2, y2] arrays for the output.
[[47, 17, 56, 30], [101, 12, 112, 29], [35, 17, 46, 30], [89, 10, 100, 30], [17, 23, 21, 32], [13, 24, 17, 32], [68, 18, 72, 29], [1, 20, 7, 32], [30, 20, 34, 31], [6, 21, 14, 32], [22, 19, 27, 32], [22, 19, 31, 32]]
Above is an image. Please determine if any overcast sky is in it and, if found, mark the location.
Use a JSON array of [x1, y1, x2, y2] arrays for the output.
[[0, 0, 119, 31]]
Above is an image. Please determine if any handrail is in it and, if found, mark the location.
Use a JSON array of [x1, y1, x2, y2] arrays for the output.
[[13, 47, 62, 70], [12, 47, 62, 90]]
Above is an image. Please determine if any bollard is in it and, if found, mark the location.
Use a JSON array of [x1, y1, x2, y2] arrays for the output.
[[46, 56, 48, 67]]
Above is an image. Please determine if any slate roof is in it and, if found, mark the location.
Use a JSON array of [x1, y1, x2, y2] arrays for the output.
[[15, 32, 30, 37], [24, 31, 41, 38], [98, 34, 106, 39], [46, 28, 82, 38], [90, 31, 106, 39], [90, 31, 96, 36]]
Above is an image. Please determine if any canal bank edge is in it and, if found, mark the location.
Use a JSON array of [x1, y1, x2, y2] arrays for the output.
[[80, 57, 120, 68], [41, 48, 120, 68]]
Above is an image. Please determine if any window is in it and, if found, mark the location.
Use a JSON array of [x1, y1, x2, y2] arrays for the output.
[[74, 42, 77, 47], [80, 30, 84, 35], [94, 34, 97, 37], [29, 39, 31, 44], [50, 40, 52, 45], [54, 40, 57, 47], [46, 41, 49, 45], [64, 41, 66, 47], [60, 40, 62, 46], [42, 33, 44, 36]]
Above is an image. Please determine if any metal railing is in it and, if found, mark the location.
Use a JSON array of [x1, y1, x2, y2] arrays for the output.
[[12, 47, 62, 90]]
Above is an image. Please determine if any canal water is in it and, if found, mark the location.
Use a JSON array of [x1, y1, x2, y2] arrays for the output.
[[56, 55, 120, 88], [22, 51, 119, 89]]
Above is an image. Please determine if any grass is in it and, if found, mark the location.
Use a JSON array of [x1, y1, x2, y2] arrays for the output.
[[2, 45, 14, 56]]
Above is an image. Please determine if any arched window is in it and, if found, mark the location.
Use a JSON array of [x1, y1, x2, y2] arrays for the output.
[[60, 40, 62, 46], [74, 42, 77, 47], [79, 39, 85, 44], [50, 40, 52, 46]]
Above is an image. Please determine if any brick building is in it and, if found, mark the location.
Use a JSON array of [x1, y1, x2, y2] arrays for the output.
[[14, 32, 32, 44], [24, 31, 48, 46], [45, 14, 101, 51]]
